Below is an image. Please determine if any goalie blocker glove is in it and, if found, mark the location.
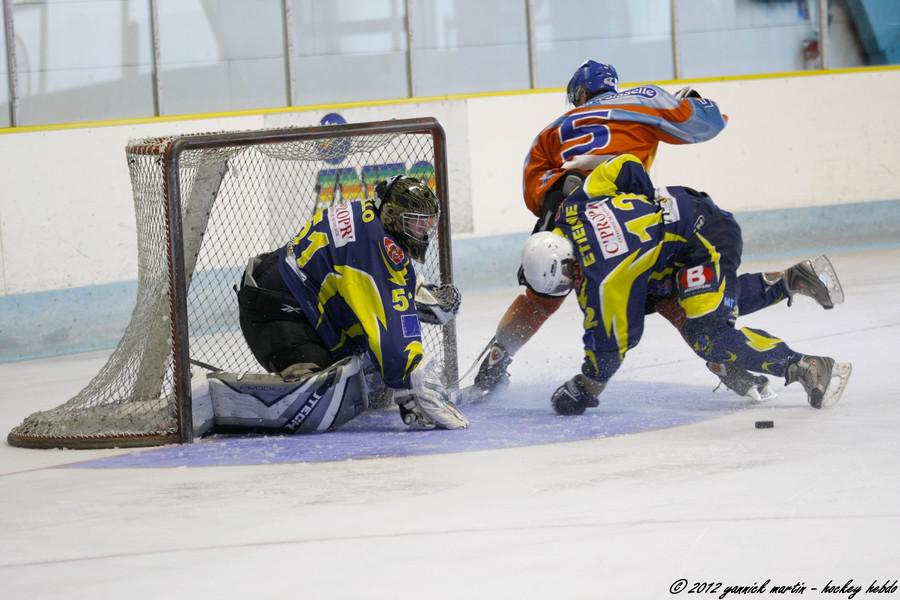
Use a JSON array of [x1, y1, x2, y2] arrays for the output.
[[415, 282, 462, 326], [551, 374, 604, 416]]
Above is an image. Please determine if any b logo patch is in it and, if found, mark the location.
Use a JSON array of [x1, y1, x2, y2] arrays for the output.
[[678, 263, 718, 297], [384, 237, 406, 265], [681, 265, 712, 289]]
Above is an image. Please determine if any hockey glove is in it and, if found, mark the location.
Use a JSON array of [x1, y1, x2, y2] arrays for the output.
[[551, 375, 604, 416], [674, 86, 702, 100], [415, 282, 462, 325]]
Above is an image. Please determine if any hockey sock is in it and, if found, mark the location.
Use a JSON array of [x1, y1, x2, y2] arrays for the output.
[[737, 272, 787, 315], [494, 290, 566, 355]]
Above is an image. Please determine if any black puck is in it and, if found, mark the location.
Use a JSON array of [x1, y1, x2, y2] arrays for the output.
[[755, 420, 774, 429]]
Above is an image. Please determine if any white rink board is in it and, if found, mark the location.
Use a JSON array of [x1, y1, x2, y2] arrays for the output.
[[1, 69, 899, 297]]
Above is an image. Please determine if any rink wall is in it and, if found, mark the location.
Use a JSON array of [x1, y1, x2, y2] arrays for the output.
[[1, 67, 900, 361]]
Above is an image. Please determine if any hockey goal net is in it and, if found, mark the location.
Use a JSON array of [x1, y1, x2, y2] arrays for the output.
[[8, 117, 457, 449]]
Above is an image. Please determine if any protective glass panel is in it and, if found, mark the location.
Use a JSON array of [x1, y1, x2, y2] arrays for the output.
[[533, 0, 673, 89], [0, 6, 8, 127], [409, 0, 529, 96], [157, 0, 287, 115], [10, 0, 154, 126], [678, 0, 821, 77], [289, 0, 408, 104], [820, 0, 869, 69]]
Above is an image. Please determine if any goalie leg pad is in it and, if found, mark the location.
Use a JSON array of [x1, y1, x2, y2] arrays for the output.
[[191, 371, 215, 438], [207, 355, 368, 434], [394, 353, 469, 429], [394, 382, 469, 430]]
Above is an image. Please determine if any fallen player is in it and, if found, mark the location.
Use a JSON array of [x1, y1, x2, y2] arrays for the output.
[[519, 154, 851, 414]]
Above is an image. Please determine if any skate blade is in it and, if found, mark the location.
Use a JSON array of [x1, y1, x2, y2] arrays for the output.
[[820, 362, 852, 409], [813, 255, 845, 306], [747, 384, 777, 403]]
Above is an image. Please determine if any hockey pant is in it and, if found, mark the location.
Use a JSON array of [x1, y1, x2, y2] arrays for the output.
[[579, 205, 799, 383], [678, 274, 801, 377], [579, 276, 800, 386], [674, 201, 800, 377], [237, 251, 336, 373]]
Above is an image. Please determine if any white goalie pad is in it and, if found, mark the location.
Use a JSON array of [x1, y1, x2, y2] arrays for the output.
[[820, 361, 852, 409], [394, 383, 469, 430], [191, 372, 215, 438], [195, 356, 368, 435], [393, 353, 469, 429]]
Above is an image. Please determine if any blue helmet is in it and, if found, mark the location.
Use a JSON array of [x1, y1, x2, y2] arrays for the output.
[[566, 60, 619, 105]]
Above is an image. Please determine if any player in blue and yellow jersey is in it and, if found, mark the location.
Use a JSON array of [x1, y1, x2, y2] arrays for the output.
[[193, 176, 468, 436], [520, 155, 851, 415], [474, 59, 842, 402]]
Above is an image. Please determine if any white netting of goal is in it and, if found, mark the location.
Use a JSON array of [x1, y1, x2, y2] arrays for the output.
[[8, 121, 456, 449]]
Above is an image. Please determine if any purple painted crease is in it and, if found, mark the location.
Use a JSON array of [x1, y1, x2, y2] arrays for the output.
[[68, 381, 745, 469]]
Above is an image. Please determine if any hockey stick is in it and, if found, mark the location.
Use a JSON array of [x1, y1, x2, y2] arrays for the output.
[[189, 358, 223, 373], [447, 337, 495, 389]]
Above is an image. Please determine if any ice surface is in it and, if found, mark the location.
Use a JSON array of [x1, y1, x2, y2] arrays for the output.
[[1, 249, 898, 599]]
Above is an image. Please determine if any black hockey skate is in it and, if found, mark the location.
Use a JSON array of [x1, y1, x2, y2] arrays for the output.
[[474, 339, 512, 392], [781, 255, 845, 309], [707, 362, 775, 402], [785, 354, 852, 409], [453, 339, 514, 406]]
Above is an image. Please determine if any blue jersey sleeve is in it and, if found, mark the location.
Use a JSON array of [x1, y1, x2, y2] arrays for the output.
[[590, 84, 727, 144]]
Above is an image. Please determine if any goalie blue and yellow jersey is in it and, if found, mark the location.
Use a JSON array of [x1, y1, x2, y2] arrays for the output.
[[276, 200, 423, 390], [523, 84, 726, 217], [555, 154, 732, 373]]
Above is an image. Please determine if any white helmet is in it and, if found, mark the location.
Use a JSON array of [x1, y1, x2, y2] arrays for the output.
[[521, 231, 577, 296]]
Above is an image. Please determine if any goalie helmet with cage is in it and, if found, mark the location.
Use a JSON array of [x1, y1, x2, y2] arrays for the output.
[[376, 175, 440, 262]]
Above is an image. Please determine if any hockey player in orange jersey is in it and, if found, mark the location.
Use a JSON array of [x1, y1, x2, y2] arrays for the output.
[[472, 60, 842, 401], [522, 61, 726, 219]]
